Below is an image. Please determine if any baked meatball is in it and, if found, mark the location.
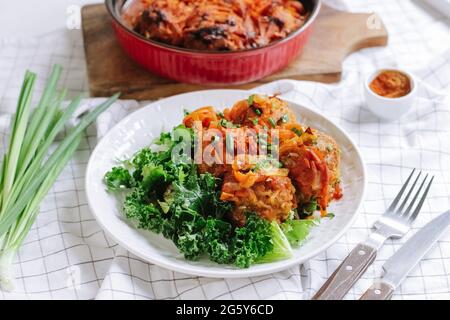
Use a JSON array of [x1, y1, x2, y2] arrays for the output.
[[280, 129, 342, 210], [221, 172, 297, 225]]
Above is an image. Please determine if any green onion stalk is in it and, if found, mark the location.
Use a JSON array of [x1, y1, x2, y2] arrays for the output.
[[0, 65, 119, 290]]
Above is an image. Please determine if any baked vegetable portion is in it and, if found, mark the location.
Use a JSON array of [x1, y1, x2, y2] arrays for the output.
[[123, 0, 310, 51]]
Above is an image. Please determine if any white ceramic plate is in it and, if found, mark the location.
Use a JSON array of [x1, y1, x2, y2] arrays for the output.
[[86, 90, 366, 278]]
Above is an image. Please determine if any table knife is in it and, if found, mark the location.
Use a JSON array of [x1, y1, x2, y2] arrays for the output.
[[360, 209, 450, 300]]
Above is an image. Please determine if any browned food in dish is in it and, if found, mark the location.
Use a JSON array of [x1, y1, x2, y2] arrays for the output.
[[279, 129, 342, 213], [122, 0, 310, 51], [221, 172, 297, 226], [314, 129, 341, 199], [182, 94, 342, 224], [222, 94, 342, 214], [224, 94, 297, 128]]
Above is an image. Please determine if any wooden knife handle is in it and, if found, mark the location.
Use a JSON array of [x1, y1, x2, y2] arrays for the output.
[[360, 281, 395, 300], [312, 243, 377, 300]]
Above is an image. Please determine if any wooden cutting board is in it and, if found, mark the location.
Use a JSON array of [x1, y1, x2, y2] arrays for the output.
[[82, 4, 388, 100]]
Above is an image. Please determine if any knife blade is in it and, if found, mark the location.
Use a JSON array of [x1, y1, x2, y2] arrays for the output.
[[360, 209, 450, 300]]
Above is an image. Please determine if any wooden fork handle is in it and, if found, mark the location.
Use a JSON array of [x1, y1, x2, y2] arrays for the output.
[[360, 281, 395, 300], [312, 243, 377, 300]]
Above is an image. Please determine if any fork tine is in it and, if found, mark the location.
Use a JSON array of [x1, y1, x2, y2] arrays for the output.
[[402, 174, 428, 217], [408, 176, 434, 222], [387, 169, 416, 212], [397, 171, 422, 214]]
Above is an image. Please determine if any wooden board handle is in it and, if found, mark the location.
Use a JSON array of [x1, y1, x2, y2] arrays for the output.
[[360, 281, 395, 300], [312, 243, 377, 300]]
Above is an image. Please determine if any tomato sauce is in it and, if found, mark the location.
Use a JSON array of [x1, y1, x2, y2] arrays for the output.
[[369, 70, 411, 98]]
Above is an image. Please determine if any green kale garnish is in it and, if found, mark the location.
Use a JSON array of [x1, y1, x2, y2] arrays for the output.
[[104, 167, 135, 191]]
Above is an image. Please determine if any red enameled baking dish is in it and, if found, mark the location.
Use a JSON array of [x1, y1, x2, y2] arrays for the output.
[[105, 0, 321, 85]]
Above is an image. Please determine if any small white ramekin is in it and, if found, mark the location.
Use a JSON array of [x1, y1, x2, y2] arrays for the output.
[[364, 69, 417, 121]]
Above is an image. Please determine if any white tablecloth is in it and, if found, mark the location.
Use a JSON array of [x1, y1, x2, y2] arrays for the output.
[[0, 0, 450, 300]]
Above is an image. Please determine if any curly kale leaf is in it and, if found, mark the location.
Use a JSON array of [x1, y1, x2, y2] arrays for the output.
[[131, 147, 158, 182], [204, 218, 233, 264], [231, 214, 274, 268], [163, 205, 207, 260], [172, 171, 232, 219], [123, 187, 164, 233], [163, 169, 232, 261], [130, 125, 194, 184], [141, 163, 168, 196], [104, 167, 134, 191]]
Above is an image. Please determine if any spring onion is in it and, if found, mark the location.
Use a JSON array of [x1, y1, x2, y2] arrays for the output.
[[268, 117, 276, 128], [247, 94, 255, 106], [291, 127, 303, 136], [0, 65, 119, 290], [281, 114, 289, 123]]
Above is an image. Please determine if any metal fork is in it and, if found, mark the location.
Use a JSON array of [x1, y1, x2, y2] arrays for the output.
[[313, 169, 434, 300]]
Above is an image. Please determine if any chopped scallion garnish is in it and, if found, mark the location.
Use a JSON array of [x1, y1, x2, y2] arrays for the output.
[[219, 119, 228, 127], [269, 118, 276, 128], [291, 127, 303, 136], [247, 94, 255, 106]]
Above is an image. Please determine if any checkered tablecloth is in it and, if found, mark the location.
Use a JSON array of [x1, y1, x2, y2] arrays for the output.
[[0, 0, 449, 300]]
